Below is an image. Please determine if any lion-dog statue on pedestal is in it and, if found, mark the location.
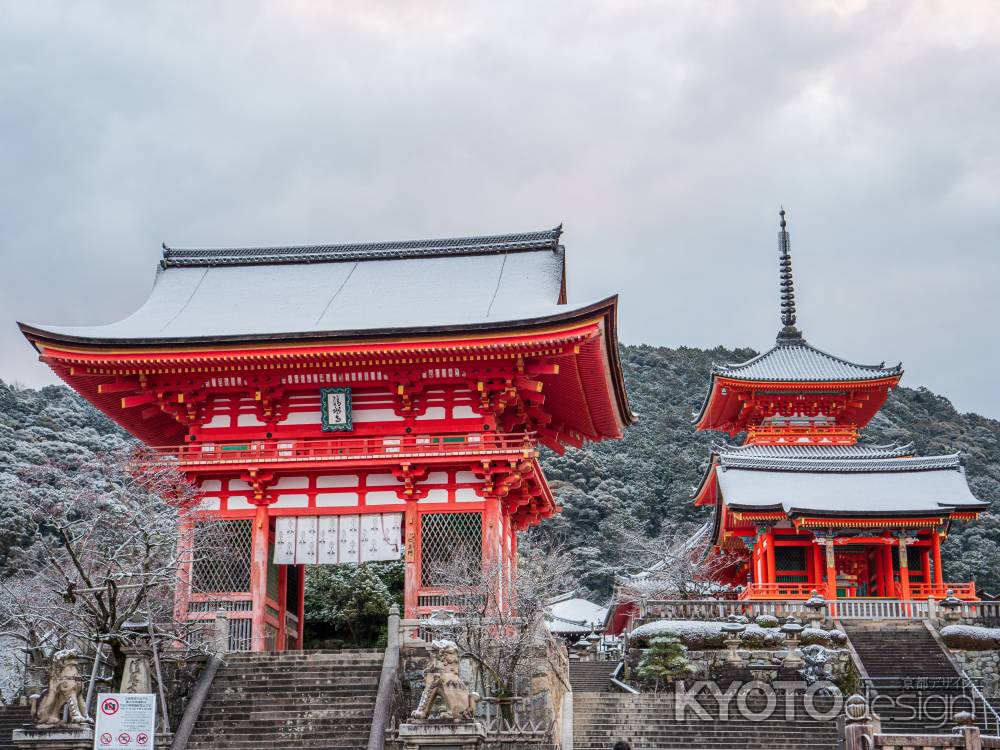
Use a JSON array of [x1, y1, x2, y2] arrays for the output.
[[31, 649, 93, 728], [411, 640, 480, 721]]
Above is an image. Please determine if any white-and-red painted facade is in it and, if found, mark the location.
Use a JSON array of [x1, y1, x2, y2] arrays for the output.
[[21, 228, 632, 651]]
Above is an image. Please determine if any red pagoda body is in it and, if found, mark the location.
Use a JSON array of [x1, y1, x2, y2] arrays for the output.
[[693, 211, 987, 603], [20, 227, 633, 651]]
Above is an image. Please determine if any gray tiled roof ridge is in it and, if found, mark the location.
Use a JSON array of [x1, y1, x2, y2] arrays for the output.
[[710, 338, 903, 382], [714, 442, 916, 458], [717, 451, 964, 473], [161, 226, 563, 268]]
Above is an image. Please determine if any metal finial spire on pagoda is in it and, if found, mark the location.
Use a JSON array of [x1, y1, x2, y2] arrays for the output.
[[776, 206, 803, 344]]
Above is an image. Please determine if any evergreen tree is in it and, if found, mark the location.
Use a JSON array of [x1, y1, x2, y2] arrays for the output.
[[637, 635, 695, 687]]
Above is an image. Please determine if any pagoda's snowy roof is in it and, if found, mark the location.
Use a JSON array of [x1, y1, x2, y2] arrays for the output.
[[22, 228, 599, 344], [717, 463, 987, 517], [712, 339, 902, 383], [716, 449, 960, 473], [545, 595, 608, 634], [716, 443, 915, 460]]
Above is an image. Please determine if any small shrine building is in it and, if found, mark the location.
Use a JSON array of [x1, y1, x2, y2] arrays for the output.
[[20, 227, 633, 651], [693, 210, 988, 602]]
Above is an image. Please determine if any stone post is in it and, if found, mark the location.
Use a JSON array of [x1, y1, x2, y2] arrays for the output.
[[841, 694, 876, 750], [214, 609, 230, 656], [953, 711, 982, 750]]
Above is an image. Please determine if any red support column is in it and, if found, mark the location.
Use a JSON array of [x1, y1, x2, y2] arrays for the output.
[[932, 531, 945, 588], [811, 542, 824, 591], [824, 539, 837, 600], [276, 564, 288, 651], [250, 503, 270, 652], [765, 528, 777, 590], [873, 546, 884, 597], [882, 543, 895, 597], [297, 564, 306, 648], [922, 548, 932, 586], [897, 537, 912, 601], [403, 500, 419, 618]]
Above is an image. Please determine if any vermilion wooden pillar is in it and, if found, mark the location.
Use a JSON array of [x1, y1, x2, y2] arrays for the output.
[[824, 540, 837, 600], [897, 538, 912, 600], [873, 546, 884, 597], [297, 564, 306, 647], [250, 503, 270, 652], [764, 529, 777, 587], [932, 531, 945, 588], [882, 543, 895, 597], [811, 543, 824, 591], [922, 549, 932, 585], [276, 564, 288, 650], [482, 496, 502, 609]]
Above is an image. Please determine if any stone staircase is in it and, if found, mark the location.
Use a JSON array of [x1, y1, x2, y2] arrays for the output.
[[568, 660, 615, 692], [0, 705, 31, 750], [185, 648, 383, 749], [573, 691, 840, 749], [842, 621, 993, 735]]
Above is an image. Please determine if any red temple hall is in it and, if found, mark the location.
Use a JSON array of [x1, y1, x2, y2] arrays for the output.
[[693, 210, 988, 602], [20, 228, 633, 651]]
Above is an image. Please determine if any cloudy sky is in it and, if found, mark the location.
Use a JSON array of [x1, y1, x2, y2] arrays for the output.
[[3, 1, 999, 416]]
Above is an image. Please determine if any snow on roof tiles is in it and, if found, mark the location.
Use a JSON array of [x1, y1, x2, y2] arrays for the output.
[[716, 443, 915, 460], [717, 450, 959, 473], [712, 340, 902, 383], [717, 463, 986, 517], [160, 227, 563, 267], [25, 228, 585, 343], [545, 597, 608, 634]]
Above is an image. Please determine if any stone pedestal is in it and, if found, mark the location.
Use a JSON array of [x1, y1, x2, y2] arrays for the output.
[[398, 721, 486, 750], [12, 726, 93, 750]]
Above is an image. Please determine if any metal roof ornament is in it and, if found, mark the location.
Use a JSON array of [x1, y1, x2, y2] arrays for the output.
[[776, 207, 804, 345]]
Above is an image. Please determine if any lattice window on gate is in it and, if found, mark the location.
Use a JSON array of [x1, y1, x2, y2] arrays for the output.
[[420, 512, 482, 587], [775, 545, 808, 583], [191, 519, 252, 594]]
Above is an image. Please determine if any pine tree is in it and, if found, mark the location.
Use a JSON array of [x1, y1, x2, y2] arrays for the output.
[[637, 635, 694, 688]]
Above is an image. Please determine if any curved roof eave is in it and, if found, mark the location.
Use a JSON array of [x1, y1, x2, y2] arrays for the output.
[[19, 296, 621, 350]]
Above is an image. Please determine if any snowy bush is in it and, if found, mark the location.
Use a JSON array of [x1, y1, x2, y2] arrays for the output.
[[940, 624, 1000, 650], [637, 636, 696, 685], [754, 615, 779, 629], [630, 619, 846, 649]]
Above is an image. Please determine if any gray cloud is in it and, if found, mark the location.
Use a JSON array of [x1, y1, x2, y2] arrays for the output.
[[2, 1, 999, 415]]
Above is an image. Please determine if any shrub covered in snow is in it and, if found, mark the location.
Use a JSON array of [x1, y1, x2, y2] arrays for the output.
[[754, 615, 779, 629], [630, 619, 846, 649], [941, 624, 1000, 650], [800, 627, 847, 647]]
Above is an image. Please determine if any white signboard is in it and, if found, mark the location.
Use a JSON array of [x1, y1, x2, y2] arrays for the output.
[[295, 516, 318, 564], [94, 693, 155, 750], [273, 517, 297, 564], [271, 513, 402, 565], [317, 516, 339, 564], [338, 514, 361, 564]]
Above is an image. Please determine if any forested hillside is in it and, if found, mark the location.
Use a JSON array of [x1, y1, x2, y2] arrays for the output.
[[3, 344, 999, 599]]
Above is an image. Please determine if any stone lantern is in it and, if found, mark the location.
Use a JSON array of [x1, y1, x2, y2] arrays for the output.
[[721, 615, 746, 666], [780, 617, 805, 668], [586, 628, 602, 656], [804, 589, 827, 629], [940, 589, 964, 623]]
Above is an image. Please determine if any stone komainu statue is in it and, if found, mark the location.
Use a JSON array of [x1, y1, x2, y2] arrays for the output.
[[31, 649, 93, 728], [411, 640, 480, 721]]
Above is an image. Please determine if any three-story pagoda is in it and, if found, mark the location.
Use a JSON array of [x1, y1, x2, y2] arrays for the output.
[[693, 210, 987, 602]]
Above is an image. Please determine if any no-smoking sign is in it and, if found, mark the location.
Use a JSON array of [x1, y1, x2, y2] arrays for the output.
[[93, 693, 155, 750]]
